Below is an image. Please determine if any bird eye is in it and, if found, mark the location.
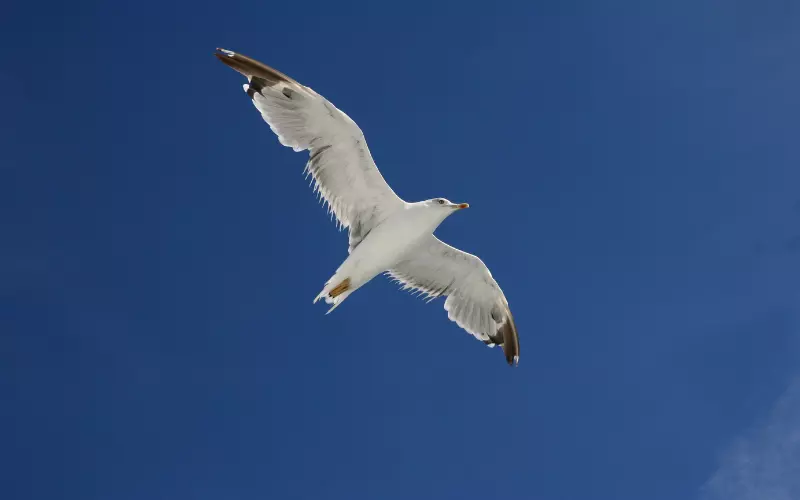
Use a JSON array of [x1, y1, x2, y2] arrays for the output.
[[437, 199, 445, 205]]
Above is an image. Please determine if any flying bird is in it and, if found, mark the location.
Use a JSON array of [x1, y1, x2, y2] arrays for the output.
[[215, 48, 520, 365]]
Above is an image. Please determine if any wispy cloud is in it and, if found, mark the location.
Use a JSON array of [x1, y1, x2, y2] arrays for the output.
[[701, 377, 800, 500]]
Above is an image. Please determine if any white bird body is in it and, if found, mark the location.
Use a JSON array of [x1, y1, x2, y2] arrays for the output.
[[215, 48, 521, 365], [316, 201, 459, 313]]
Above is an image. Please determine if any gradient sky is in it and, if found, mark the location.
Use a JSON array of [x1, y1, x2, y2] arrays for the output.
[[3, 1, 800, 499]]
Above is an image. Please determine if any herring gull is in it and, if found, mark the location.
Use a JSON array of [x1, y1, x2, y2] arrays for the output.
[[215, 48, 520, 366]]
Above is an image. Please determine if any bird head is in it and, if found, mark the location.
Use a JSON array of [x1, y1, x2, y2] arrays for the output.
[[427, 198, 469, 211], [415, 198, 469, 231]]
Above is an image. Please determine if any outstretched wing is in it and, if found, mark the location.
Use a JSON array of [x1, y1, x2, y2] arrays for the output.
[[388, 235, 520, 366], [215, 48, 405, 252]]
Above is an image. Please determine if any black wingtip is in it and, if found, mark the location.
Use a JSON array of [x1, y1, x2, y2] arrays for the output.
[[500, 310, 520, 367], [213, 47, 297, 87], [214, 48, 235, 61]]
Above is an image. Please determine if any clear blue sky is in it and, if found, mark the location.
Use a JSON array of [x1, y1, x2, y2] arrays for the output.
[[3, 1, 800, 499]]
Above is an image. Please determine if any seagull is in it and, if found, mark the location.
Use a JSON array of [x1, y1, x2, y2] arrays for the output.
[[215, 48, 520, 366]]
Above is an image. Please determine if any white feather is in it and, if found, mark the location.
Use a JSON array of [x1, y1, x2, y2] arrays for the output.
[[387, 235, 514, 345]]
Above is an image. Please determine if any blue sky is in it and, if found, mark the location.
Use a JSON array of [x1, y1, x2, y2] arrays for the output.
[[3, 1, 800, 499]]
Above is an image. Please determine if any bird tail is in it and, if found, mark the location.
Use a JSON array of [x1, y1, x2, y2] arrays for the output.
[[313, 277, 353, 314]]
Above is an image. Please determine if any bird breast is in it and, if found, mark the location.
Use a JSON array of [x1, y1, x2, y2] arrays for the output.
[[347, 207, 436, 274]]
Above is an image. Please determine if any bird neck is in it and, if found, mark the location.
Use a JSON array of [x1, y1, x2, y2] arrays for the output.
[[405, 202, 449, 232]]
